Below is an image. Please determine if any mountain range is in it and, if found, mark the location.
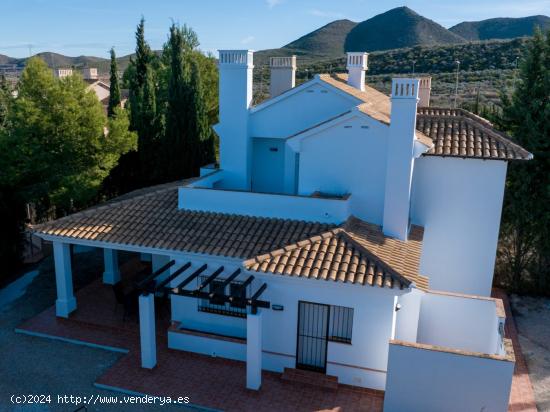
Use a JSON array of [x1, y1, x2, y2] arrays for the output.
[[1, 7, 548, 72]]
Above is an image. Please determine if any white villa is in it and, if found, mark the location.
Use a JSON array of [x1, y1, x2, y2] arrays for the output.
[[35, 50, 531, 411]]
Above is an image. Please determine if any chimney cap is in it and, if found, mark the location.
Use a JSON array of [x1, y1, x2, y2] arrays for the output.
[[346, 52, 368, 70], [218, 50, 254, 67], [270, 56, 296, 69], [417, 76, 432, 88], [391, 78, 420, 99]]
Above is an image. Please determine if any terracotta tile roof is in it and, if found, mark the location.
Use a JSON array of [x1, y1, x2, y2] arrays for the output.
[[244, 216, 428, 290], [34, 186, 427, 290], [317, 73, 530, 161], [33, 187, 334, 259], [318, 73, 392, 125], [417, 108, 532, 160]]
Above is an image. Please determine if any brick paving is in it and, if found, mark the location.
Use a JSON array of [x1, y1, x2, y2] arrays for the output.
[[16, 267, 536, 411], [17, 263, 383, 411], [492, 289, 538, 412]]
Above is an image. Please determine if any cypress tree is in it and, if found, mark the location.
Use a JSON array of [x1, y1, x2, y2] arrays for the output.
[[134, 17, 152, 88], [0, 74, 10, 130], [138, 66, 159, 180], [107, 47, 121, 117], [188, 58, 215, 174], [163, 24, 191, 180], [128, 17, 152, 131], [498, 28, 550, 292]]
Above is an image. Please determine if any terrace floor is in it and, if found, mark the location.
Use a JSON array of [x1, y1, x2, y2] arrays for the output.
[[16, 258, 383, 412], [13, 256, 537, 411]]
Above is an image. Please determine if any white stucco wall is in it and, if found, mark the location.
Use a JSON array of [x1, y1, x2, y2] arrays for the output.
[[384, 342, 514, 412], [249, 82, 358, 138], [167, 254, 407, 390], [411, 156, 508, 296], [416, 292, 499, 354], [178, 185, 351, 224], [297, 115, 389, 224], [394, 288, 422, 342]]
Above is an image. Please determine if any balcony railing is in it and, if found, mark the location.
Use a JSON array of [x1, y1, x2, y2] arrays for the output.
[[179, 171, 351, 224]]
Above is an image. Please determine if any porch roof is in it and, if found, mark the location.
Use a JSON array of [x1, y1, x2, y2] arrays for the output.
[[244, 217, 428, 290], [33, 185, 427, 290]]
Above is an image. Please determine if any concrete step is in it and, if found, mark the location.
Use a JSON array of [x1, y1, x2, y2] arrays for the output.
[[281, 367, 339, 391]]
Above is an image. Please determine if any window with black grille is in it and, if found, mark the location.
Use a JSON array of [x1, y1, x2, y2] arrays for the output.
[[229, 283, 246, 308], [328, 305, 354, 344], [209, 280, 226, 305], [198, 276, 248, 318]]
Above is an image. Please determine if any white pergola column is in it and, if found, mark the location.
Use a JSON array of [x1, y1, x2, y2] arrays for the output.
[[102, 248, 120, 285], [246, 310, 263, 390], [53, 241, 77, 318], [139, 293, 156, 369]]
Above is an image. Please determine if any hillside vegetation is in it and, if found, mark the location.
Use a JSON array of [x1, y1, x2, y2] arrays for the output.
[[284, 20, 357, 56], [450, 15, 550, 40], [253, 38, 529, 108], [345, 7, 464, 52]]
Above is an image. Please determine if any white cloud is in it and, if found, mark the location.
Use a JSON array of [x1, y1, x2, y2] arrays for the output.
[[241, 36, 255, 45], [266, 0, 283, 9], [308, 9, 347, 19]]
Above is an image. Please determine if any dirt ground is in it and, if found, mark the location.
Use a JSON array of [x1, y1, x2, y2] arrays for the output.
[[510, 294, 550, 412]]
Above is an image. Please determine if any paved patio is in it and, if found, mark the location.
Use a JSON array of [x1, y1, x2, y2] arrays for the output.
[[492, 289, 538, 412], [17, 259, 383, 411], [14, 258, 536, 411]]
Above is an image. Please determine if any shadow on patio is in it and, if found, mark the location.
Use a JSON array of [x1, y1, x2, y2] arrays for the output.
[[16, 257, 384, 412]]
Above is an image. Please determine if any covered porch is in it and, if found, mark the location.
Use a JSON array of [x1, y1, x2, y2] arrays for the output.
[[17, 249, 384, 411], [45, 240, 271, 390]]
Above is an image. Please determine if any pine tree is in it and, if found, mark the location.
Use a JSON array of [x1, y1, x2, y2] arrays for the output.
[[498, 28, 550, 293], [107, 47, 121, 117]]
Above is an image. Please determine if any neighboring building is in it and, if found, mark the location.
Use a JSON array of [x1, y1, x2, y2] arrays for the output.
[[54, 67, 73, 78], [81, 67, 98, 80], [34, 50, 530, 411]]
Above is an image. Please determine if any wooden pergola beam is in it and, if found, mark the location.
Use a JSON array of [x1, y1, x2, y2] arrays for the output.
[[172, 263, 207, 293]]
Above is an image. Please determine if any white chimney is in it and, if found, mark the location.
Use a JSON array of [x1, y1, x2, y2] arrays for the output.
[[54, 68, 73, 78], [269, 56, 296, 98], [417, 77, 431, 108], [383, 78, 420, 241], [346, 52, 368, 91], [81, 67, 98, 80], [217, 50, 254, 190]]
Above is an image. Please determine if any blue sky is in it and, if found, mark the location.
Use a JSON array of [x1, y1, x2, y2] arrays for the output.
[[1, 0, 549, 58]]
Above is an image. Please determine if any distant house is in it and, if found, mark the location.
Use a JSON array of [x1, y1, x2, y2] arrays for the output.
[[34, 50, 530, 411], [53, 67, 73, 78], [53, 67, 127, 112]]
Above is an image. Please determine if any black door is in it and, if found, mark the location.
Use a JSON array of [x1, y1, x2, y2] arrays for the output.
[[296, 301, 329, 373]]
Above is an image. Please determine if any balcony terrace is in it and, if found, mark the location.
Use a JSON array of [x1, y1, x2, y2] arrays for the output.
[[178, 168, 351, 224]]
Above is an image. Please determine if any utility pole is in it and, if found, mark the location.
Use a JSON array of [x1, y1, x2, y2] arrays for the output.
[[412, 60, 416, 75], [454, 59, 460, 108]]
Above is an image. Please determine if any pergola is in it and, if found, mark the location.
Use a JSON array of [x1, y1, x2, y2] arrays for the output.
[[50, 241, 271, 390], [136, 260, 271, 390]]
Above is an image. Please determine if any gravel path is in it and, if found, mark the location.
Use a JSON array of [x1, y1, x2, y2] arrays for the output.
[[510, 294, 550, 412], [0, 249, 195, 412]]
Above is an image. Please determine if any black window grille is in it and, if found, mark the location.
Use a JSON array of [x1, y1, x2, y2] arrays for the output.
[[198, 276, 248, 318], [209, 280, 226, 305], [328, 305, 354, 344], [229, 283, 246, 308]]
